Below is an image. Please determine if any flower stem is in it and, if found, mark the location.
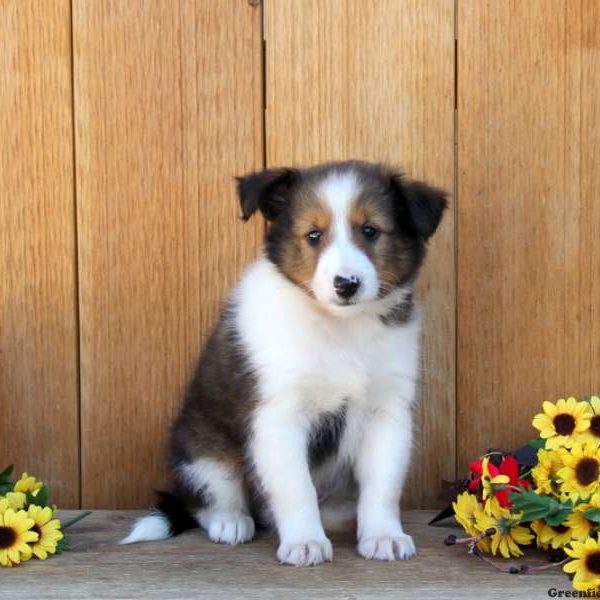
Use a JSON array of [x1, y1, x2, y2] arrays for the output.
[[495, 483, 525, 493], [522, 558, 569, 573], [446, 529, 570, 575], [445, 527, 496, 546], [62, 511, 92, 529]]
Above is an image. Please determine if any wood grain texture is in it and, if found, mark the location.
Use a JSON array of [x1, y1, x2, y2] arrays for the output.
[[2, 510, 565, 599], [457, 1, 600, 472], [73, 1, 264, 508], [265, 0, 456, 508], [0, 1, 79, 506]]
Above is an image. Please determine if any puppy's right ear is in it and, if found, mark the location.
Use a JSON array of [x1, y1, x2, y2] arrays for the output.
[[236, 168, 298, 222]]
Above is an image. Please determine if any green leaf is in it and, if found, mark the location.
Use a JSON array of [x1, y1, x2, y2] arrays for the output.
[[583, 508, 600, 524], [509, 489, 553, 521], [25, 483, 50, 508], [545, 498, 573, 526], [0, 464, 14, 483], [0, 482, 13, 495], [55, 535, 70, 555], [527, 439, 545, 450], [33, 483, 50, 508], [23, 483, 50, 508]]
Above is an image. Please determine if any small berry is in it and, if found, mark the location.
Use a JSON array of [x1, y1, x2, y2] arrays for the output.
[[444, 534, 457, 546]]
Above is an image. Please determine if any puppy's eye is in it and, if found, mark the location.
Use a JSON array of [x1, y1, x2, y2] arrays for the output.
[[306, 230, 322, 246], [362, 224, 380, 241]]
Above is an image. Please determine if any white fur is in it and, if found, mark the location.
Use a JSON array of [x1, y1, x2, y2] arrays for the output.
[[311, 171, 380, 307], [195, 510, 255, 545], [120, 514, 171, 545], [236, 254, 420, 565], [179, 458, 247, 512], [180, 458, 255, 545]]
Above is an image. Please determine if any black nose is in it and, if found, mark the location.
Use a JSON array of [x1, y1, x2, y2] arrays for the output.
[[333, 275, 360, 299]]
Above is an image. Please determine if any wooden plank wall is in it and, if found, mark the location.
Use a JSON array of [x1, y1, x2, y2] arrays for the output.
[[2, 1, 599, 509], [0, 1, 80, 506], [72, 1, 264, 508], [456, 0, 600, 473], [265, 0, 456, 509]]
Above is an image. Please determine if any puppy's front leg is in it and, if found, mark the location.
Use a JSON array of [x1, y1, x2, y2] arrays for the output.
[[354, 395, 416, 561], [250, 403, 332, 566]]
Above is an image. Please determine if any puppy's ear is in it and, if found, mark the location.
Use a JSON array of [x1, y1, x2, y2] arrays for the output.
[[390, 172, 448, 240], [236, 168, 299, 222]]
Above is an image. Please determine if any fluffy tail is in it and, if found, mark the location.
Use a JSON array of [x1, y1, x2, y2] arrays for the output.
[[120, 491, 198, 545]]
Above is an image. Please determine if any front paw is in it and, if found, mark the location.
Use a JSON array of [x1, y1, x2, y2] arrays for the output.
[[357, 533, 416, 561], [277, 537, 333, 566]]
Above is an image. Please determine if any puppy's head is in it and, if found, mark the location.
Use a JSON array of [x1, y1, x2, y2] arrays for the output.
[[237, 161, 447, 314]]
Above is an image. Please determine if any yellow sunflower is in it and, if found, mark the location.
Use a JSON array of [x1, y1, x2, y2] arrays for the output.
[[453, 491, 479, 536], [564, 537, 600, 592], [531, 449, 563, 495], [480, 457, 509, 501], [530, 518, 575, 549], [27, 505, 63, 560], [0, 491, 27, 511], [558, 442, 600, 501], [566, 507, 598, 541], [13, 472, 43, 495], [0, 508, 38, 567], [531, 519, 550, 550], [474, 497, 533, 558], [532, 398, 591, 450], [576, 397, 600, 446], [452, 492, 491, 552]]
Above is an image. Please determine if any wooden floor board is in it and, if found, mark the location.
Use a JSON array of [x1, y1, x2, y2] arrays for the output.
[[3, 511, 566, 599]]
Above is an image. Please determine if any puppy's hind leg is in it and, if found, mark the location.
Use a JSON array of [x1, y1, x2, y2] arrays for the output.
[[179, 458, 255, 545]]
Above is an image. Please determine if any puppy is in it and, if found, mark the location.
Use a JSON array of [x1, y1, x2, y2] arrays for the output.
[[122, 160, 447, 566]]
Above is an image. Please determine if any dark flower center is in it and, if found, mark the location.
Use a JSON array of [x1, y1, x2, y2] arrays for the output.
[[586, 551, 600, 575], [0, 526, 16, 549], [551, 525, 570, 534], [590, 416, 600, 438], [32, 524, 41, 538], [576, 458, 600, 486], [553, 413, 576, 435]]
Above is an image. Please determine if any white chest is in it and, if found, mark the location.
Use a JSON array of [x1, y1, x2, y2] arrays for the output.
[[235, 259, 421, 415]]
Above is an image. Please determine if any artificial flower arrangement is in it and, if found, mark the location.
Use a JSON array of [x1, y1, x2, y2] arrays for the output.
[[0, 465, 89, 567], [437, 396, 600, 592]]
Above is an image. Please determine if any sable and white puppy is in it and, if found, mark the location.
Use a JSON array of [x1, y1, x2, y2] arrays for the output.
[[122, 160, 447, 566]]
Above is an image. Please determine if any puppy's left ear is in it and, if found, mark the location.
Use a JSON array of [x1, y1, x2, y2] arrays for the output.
[[391, 173, 448, 240], [236, 167, 298, 222]]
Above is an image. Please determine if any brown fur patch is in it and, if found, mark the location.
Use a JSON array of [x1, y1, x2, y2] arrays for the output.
[[269, 190, 333, 293], [169, 304, 258, 509], [351, 190, 423, 297], [379, 293, 415, 326]]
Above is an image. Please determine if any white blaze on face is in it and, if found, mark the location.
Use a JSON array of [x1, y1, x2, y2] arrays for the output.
[[311, 171, 379, 307]]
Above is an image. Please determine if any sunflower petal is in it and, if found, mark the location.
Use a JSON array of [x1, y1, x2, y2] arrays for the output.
[[7, 548, 20, 564], [33, 546, 48, 560], [564, 558, 582, 572]]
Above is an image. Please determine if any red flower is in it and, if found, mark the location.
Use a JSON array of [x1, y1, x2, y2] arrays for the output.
[[468, 459, 485, 492], [468, 455, 530, 507], [494, 455, 530, 507]]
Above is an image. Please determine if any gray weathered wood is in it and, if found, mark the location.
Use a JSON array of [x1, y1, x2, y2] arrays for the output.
[[2, 511, 567, 599]]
